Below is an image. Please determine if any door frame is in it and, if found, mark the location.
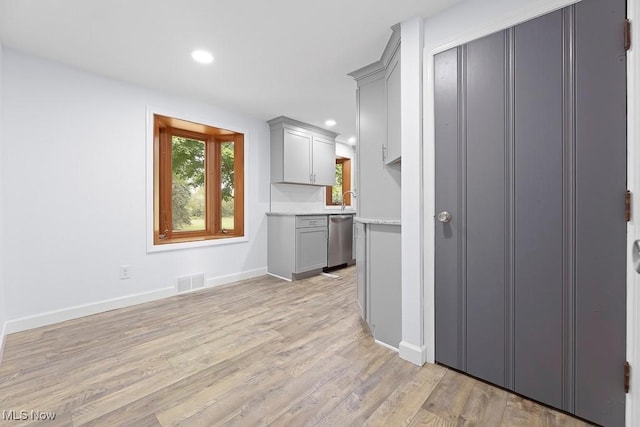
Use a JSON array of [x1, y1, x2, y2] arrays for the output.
[[423, 0, 640, 424]]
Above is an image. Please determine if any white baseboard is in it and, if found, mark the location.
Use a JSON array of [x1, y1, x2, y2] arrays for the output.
[[206, 267, 268, 288], [375, 339, 399, 353], [0, 321, 7, 366], [5, 268, 268, 335], [5, 287, 175, 335], [399, 340, 427, 366], [266, 272, 292, 282]]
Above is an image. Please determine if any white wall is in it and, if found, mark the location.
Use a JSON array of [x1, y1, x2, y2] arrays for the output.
[[423, 0, 578, 51], [0, 42, 7, 361], [1, 49, 271, 330], [336, 141, 354, 160], [270, 183, 326, 212]]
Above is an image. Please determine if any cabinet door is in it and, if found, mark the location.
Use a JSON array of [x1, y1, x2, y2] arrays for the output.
[[385, 50, 401, 164], [357, 77, 401, 220], [368, 224, 401, 348], [355, 222, 366, 320], [312, 135, 336, 186], [295, 227, 327, 273], [283, 129, 312, 183]]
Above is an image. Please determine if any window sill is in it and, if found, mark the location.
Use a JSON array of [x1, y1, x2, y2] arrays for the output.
[[147, 234, 248, 253]]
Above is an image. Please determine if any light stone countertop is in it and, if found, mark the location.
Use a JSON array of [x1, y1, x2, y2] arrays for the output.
[[266, 210, 357, 216], [265, 211, 400, 225], [354, 217, 401, 225]]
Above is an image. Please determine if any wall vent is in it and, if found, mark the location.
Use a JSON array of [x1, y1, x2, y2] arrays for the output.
[[176, 273, 206, 293], [192, 274, 205, 290]]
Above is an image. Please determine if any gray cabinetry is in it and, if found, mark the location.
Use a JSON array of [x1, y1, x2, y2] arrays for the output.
[[385, 47, 401, 165], [268, 116, 338, 186], [368, 224, 401, 348], [349, 24, 403, 350], [294, 216, 328, 273], [349, 25, 401, 220], [311, 135, 336, 185], [355, 222, 366, 320], [267, 214, 327, 281], [283, 129, 312, 184]]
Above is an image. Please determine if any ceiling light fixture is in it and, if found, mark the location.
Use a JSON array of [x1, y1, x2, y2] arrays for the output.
[[348, 137, 356, 144], [191, 49, 214, 64], [325, 119, 337, 127]]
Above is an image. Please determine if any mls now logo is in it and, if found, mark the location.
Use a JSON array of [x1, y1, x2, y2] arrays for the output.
[[2, 410, 56, 421]]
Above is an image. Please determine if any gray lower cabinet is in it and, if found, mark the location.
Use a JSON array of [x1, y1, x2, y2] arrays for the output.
[[355, 222, 366, 320], [295, 223, 328, 273], [367, 224, 401, 348], [355, 221, 401, 349], [267, 214, 327, 280]]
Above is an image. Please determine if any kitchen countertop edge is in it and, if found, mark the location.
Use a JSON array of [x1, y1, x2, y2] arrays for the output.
[[266, 211, 357, 216], [354, 217, 401, 225]]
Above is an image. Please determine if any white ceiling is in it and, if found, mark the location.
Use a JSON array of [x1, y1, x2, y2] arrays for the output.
[[0, 0, 461, 143]]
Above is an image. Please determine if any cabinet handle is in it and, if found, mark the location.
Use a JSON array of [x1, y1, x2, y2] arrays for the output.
[[382, 145, 387, 161]]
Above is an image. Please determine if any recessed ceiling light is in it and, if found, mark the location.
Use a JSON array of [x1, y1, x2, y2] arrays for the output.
[[191, 49, 214, 64], [348, 137, 356, 144], [325, 119, 337, 127]]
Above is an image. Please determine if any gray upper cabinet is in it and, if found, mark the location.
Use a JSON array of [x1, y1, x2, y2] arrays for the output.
[[283, 129, 312, 183], [311, 135, 336, 185], [268, 116, 338, 186], [349, 24, 401, 220], [385, 48, 401, 165]]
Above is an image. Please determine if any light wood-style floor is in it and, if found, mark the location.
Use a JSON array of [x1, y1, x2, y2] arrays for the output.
[[0, 267, 591, 426]]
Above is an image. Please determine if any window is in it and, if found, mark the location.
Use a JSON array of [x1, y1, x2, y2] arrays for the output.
[[326, 157, 352, 206], [154, 114, 244, 244]]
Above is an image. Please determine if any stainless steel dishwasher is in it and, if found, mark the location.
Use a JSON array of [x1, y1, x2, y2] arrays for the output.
[[326, 215, 353, 269]]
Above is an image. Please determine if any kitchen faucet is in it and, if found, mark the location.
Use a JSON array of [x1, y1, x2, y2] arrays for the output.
[[341, 191, 356, 211]]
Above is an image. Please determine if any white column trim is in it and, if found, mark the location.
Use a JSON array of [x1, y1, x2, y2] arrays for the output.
[[400, 16, 426, 366]]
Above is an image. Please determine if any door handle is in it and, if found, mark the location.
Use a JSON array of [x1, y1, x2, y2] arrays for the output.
[[437, 211, 452, 223], [633, 240, 640, 274]]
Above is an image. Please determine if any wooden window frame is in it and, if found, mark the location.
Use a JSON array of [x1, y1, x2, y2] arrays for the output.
[[326, 157, 352, 206], [153, 114, 244, 245]]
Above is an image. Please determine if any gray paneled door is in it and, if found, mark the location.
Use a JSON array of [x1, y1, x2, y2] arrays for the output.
[[434, 1, 627, 426]]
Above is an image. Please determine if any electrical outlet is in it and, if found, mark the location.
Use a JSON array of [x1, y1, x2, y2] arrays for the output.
[[120, 265, 131, 280]]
